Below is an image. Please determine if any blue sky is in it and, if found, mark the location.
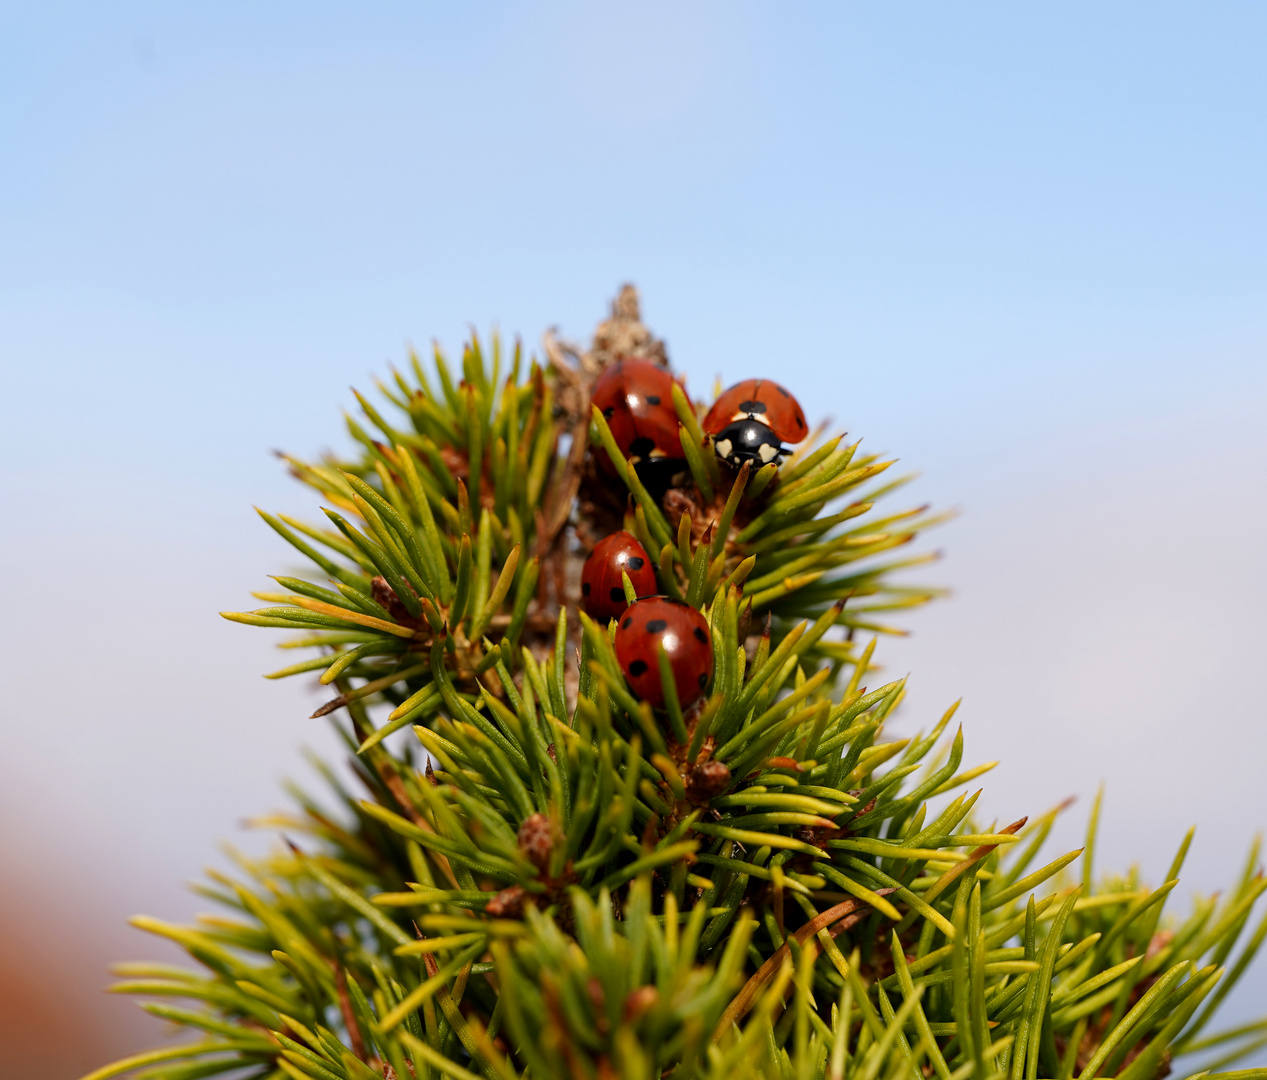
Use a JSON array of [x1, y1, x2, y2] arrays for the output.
[[2, 3, 1265, 1066]]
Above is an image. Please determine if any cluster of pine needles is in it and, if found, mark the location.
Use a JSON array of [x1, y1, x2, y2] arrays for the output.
[[90, 296, 1267, 1080]]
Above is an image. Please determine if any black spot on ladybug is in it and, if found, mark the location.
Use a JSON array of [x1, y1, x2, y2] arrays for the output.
[[796, 415, 805, 428], [776, 384, 789, 396], [645, 395, 661, 405], [610, 587, 625, 602], [698, 673, 708, 687], [694, 627, 708, 643], [603, 407, 614, 418], [629, 659, 648, 677], [645, 619, 668, 633], [582, 582, 591, 595], [629, 436, 655, 459], [738, 399, 767, 414], [621, 617, 633, 629], [626, 556, 645, 570]]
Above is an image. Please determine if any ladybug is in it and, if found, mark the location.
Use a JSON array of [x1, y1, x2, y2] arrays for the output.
[[614, 597, 714, 709], [590, 359, 688, 475], [702, 379, 807, 469], [703, 379, 807, 444], [580, 531, 657, 623], [710, 418, 785, 470]]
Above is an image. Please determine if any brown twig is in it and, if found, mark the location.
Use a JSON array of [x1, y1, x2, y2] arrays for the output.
[[713, 888, 899, 1038], [334, 965, 368, 1061]]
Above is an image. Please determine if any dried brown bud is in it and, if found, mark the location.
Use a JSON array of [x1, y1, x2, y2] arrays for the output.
[[485, 885, 525, 919], [623, 985, 658, 1023], [371, 575, 394, 609], [686, 759, 731, 804], [439, 444, 470, 482], [517, 812, 556, 872], [371, 575, 419, 625], [1147, 929, 1175, 961], [663, 487, 704, 538], [587, 976, 606, 1011], [850, 796, 878, 821], [586, 975, 612, 1035]]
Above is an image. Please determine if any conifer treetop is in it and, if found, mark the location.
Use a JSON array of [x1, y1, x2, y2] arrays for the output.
[[89, 288, 1267, 1080]]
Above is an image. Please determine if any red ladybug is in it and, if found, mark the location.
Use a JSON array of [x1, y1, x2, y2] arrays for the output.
[[614, 597, 714, 709], [702, 379, 807, 469], [710, 418, 785, 470], [591, 359, 687, 474], [703, 379, 807, 444], [581, 531, 657, 623]]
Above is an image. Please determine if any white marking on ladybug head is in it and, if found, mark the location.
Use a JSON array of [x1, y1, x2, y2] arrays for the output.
[[758, 442, 780, 464], [716, 439, 733, 459]]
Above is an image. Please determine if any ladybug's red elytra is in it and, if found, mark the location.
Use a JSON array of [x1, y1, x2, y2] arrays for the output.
[[580, 531, 657, 623], [702, 379, 808, 444], [614, 597, 714, 709], [702, 378, 808, 470], [591, 359, 688, 474]]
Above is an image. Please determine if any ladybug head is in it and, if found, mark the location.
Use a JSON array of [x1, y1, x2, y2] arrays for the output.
[[713, 418, 785, 469]]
